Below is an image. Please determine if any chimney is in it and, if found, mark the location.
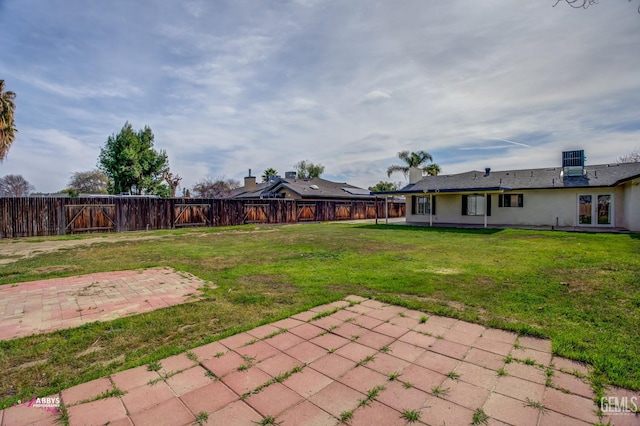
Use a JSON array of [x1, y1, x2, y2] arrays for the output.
[[409, 167, 423, 184], [484, 168, 491, 177], [244, 169, 256, 191]]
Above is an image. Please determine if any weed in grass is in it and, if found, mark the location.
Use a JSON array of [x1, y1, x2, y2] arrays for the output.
[[403, 382, 414, 389], [255, 416, 282, 425], [311, 308, 339, 321], [431, 385, 449, 397], [242, 355, 256, 363], [194, 411, 209, 425], [400, 409, 421, 423], [237, 364, 251, 371], [147, 361, 161, 372], [524, 358, 536, 366], [214, 352, 225, 358], [398, 312, 406, 318], [419, 316, 428, 324], [497, 368, 507, 377], [93, 387, 125, 401], [379, 345, 391, 353], [147, 377, 164, 386], [355, 355, 375, 367], [186, 351, 198, 362], [447, 371, 460, 380], [344, 317, 355, 322], [513, 339, 522, 350], [435, 334, 444, 340], [350, 335, 360, 342], [524, 398, 547, 414], [263, 329, 288, 340], [339, 409, 354, 423], [327, 348, 336, 354], [57, 405, 70, 426], [471, 407, 489, 425], [205, 370, 216, 380], [504, 355, 513, 364], [388, 372, 401, 381]]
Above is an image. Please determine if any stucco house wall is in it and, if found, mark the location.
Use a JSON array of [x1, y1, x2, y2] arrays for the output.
[[407, 186, 632, 229]]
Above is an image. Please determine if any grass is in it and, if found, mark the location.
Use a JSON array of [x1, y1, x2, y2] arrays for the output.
[[0, 223, 639, 409], [447, 371, 460, 380], [471, 407, 490, 425], [339, 409, 354, 423], [400, 409, 421, 423]]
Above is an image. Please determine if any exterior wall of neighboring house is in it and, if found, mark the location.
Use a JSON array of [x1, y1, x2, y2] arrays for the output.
[[406, 186, 634, 229]]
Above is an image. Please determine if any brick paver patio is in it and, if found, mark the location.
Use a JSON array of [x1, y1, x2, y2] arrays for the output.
[[0, 267, 207, 340], [2, 295, 638, 425]]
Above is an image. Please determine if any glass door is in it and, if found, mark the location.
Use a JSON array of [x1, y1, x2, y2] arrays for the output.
[[578, 195, 592, 225], [597, 195, 611, 225], [578, 194, 612, 226]]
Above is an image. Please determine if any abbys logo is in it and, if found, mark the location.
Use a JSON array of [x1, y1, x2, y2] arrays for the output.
[[31, 397, 61, 408], [17, 396, 61, 413]]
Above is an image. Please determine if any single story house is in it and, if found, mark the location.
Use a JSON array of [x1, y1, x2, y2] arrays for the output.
[[374, 151, 640, 232], [231, 171, 375, 201]]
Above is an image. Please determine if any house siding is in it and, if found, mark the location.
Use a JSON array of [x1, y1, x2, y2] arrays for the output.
[[407, 186, 636, 230]]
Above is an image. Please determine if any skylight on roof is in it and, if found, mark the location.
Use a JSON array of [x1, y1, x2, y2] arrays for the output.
[[309, 184, 320, 190]]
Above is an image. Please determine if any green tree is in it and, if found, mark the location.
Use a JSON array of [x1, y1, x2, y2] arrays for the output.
[[98, 122, 170, 195], [295, 160, 325, 179], [0, 80, 17, 161], [424, 163, 442, 176], [387, 150, 440, 178], [369, 181, 400, 192], [262, 168, 278, 183], [67, 169, 108, 194]]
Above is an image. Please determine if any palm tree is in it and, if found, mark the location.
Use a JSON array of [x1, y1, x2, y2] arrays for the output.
[[387, 150, 440, 178], [0, 80, 18, 161], [262, 167, 278, 183], [424, 163, 442, 176]]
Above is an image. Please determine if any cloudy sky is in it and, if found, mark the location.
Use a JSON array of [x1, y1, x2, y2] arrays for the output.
[[1, 0, 639, 193]]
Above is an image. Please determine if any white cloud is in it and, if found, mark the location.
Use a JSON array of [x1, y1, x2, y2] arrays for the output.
[[1, 0, 639, 193]]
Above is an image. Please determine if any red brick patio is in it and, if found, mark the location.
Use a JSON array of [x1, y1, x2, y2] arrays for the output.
[[1, 296, 638, 425], [0, 267, 207, 341]]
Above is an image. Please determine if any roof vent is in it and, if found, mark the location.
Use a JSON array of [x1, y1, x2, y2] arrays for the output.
[[309, 184, 320, 190], [484, 168, 491, 176]]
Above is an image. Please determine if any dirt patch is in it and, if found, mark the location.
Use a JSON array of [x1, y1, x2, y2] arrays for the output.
[[0, 235, 164, 265]]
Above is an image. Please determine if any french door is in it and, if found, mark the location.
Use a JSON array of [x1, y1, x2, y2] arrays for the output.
[[578, 194, 612, 226]]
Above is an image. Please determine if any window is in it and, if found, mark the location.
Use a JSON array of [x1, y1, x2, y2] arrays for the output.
[[412, 196, 436, 215], [499, 194, 523, 208], [462, 194, 491, 216]]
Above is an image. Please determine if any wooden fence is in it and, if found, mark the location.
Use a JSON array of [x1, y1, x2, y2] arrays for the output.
[[0, 197, 405, 239]]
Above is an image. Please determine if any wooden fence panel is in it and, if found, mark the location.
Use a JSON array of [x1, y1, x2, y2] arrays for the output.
[[0, 197, 405, 238]]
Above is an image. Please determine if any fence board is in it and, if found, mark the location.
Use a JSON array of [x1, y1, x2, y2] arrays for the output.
[[0, 197, 405, 239]]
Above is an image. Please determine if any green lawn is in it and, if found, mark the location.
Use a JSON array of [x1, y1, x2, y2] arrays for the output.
[[0, 223, 638, 409]]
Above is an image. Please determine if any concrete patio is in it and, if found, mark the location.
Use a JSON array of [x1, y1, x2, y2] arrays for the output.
[[2, 294, 638, 425]]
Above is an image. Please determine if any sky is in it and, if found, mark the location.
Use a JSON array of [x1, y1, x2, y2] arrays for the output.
[[1, 0, 639, 193]]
